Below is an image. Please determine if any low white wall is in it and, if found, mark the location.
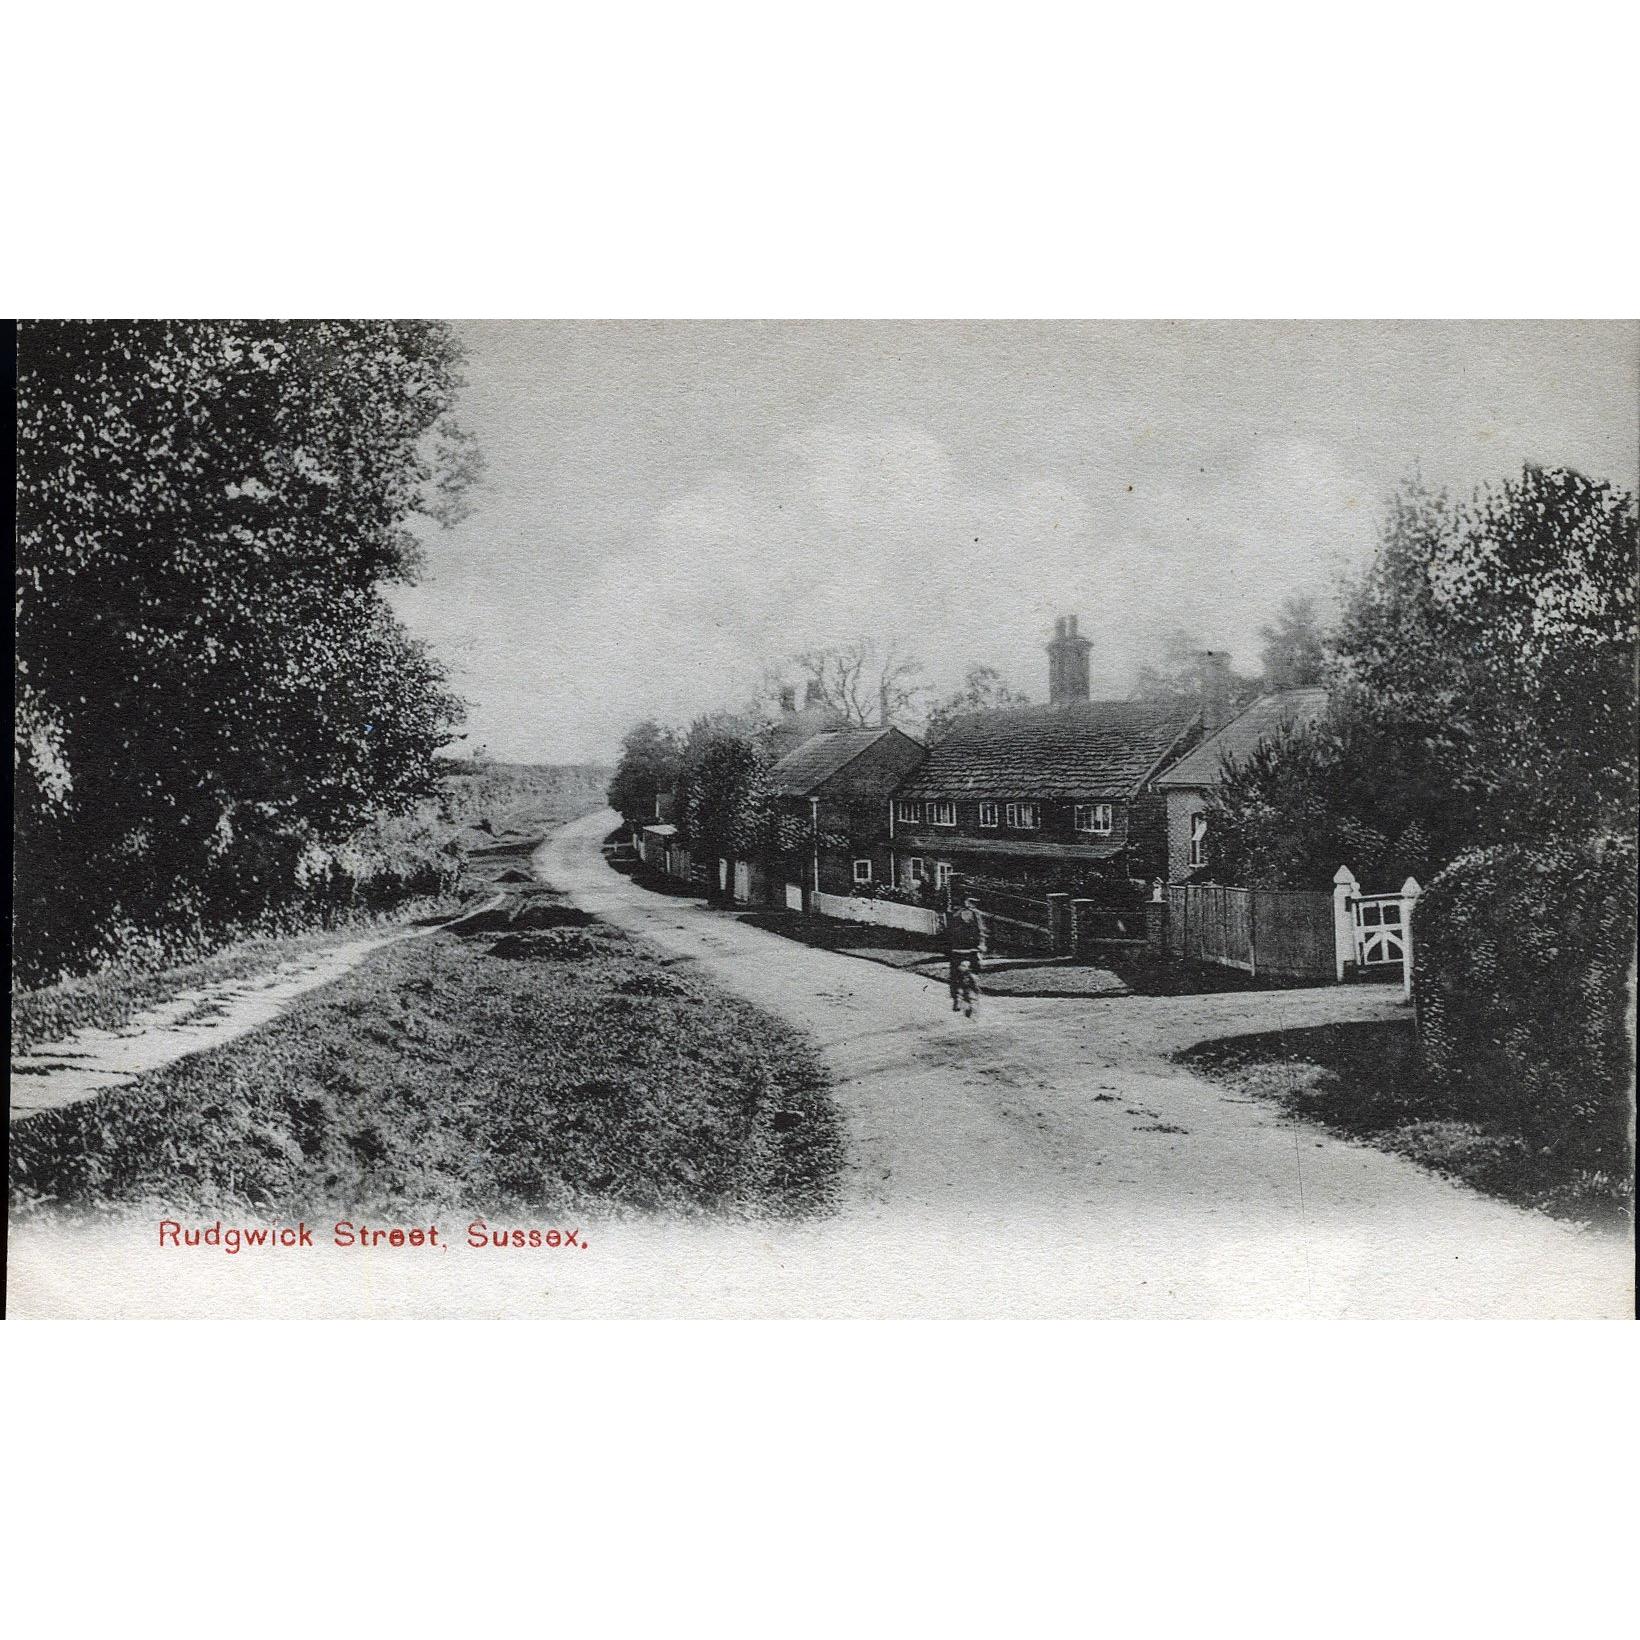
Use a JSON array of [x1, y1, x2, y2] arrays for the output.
[[813, 891, 940, 936]]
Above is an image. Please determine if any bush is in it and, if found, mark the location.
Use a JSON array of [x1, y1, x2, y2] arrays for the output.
[[1413, 836, 1635, 1172]]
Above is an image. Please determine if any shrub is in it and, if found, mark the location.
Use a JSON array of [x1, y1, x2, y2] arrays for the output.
[[1412, 835, 1636, 1172]]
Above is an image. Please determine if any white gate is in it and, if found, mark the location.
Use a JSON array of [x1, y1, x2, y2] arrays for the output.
[[1352, 893, 1407, 967], [1333, 870, 1421, 999]]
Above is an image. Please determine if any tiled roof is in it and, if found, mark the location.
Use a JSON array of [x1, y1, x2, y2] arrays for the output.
[[765, 728, 899, 797], [1155, 687, 1330, 788], [898, 700, 1198, 800]]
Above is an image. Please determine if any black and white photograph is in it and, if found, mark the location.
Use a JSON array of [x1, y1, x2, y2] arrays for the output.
[[9, 318, 1635, 1319]]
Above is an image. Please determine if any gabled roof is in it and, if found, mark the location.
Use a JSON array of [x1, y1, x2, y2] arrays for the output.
[[1155, 687, 1329, 789], [764, 727, 906, 797], [897, 700, 1198, 800]]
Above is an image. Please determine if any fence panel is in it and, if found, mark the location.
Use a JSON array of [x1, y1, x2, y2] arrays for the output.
[[1166, 882, 1335, 980], [813, 891, 941, 938], [1254, 889, 1336, 978]]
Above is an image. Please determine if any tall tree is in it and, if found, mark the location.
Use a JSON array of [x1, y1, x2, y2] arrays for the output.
[[607, 719, 683, 826], [1206, 464, 1637, 887], [673, 714, 771, 868], [1333, 465, 1637, 843], [1258, 593, 1329, 690], [14, 321, 477, 979], [788, 638, 925, 726]]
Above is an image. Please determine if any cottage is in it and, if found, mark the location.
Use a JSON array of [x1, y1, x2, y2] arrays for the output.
[[1153, 685, 1330, 880], [763, 725, 927, 897], [890, 616, 1198, 895]]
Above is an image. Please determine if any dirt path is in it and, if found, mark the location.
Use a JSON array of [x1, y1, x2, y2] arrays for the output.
[[538, 810, 1633, 1318], [9, 898, 501, 1123]]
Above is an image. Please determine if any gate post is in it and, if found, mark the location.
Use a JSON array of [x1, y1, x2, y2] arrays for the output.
[[1332, 865, 1359, 981], [1046, 892, 1071, 954], [1399, 876, 1421, 1002], [1070, 897, 1095, 951]]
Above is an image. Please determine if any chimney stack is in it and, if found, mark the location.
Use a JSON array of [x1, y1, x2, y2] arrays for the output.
[[879, 682, 892, 728], [778, 685, 797, 715], [1198, 650, 1232, 734], [1046, 612, 1093, 704], [803, 679, 824, 708]]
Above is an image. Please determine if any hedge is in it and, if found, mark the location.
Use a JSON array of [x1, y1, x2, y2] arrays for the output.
[[1412, 835, 1636, 1172]]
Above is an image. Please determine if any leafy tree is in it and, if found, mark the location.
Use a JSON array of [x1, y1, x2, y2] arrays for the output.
[[1130, 627, 1260, 713], [1204, 712, 1458, 889], [1204, 464, 1637, 888], [607, 719, 683, 826], [1258, 593, 1329, 690], [673, 715, 772, 872], [1332, 465, 1637, 843], [924, 665, 1031, 742], [14, 321, 476, 981]]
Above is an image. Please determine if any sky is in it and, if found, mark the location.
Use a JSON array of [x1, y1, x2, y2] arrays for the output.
[[387, 321, 1640, 764]]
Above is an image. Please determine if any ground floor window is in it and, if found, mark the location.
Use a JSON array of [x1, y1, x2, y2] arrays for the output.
[[1189, 812, 1208, 868], [908, 856, 926, 882], [935, 861, 954, 889], [852, 858, 873, 884]]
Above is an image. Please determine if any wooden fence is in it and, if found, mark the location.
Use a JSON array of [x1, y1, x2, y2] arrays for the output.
[[1167, 883, 1335, 980], [958, 885, 1058, 954]]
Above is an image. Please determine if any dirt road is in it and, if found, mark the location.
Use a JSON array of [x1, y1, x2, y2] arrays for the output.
[[535, 809, 1632, 1318]]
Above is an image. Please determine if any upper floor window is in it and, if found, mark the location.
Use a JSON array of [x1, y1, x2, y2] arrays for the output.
[[1189, 813, 1208, 869], [853, 858, 873, 884], [978, 800, 999, 828], [894, 799, 923, 825], [1005, 801, 1039, 831], [929, 799, 957, 827], [1075, 802, 1113, 835]]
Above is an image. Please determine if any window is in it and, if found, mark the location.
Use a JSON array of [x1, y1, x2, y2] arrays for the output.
[[894, 799, 923, 825], [978, 800, 999, 828], [852, 858, 873, 884], [1075, 802, 1113, 835], [929, 799, 957, 826], [1189, 813, 1208, 869], [1005, 801, 1039, 830], [935, 862, 954, 889], [908, 857, 926, 883]]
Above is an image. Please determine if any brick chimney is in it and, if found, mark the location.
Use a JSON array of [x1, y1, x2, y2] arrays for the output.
[[879, 682, 892, 728], [1046, 613, 1093, 704], [1198, 650, 1232, 734], [778, 685, 797, 715], [803, 679, 825, 708]]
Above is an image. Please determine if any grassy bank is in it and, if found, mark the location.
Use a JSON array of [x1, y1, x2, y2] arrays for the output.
[[12, 764, 605, 1054], [1179, 1021, 1632, 1231], [10, 882, 843, 1224], [10, 900, 462, 1056]]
